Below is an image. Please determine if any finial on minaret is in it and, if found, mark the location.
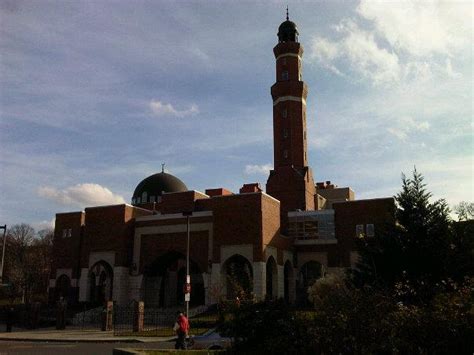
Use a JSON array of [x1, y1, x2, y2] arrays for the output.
[[161, 163, 165, 173], [286, 6, 289, 20]]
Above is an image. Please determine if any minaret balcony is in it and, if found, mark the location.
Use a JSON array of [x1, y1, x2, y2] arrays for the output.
[[271, 81, 308, 101]]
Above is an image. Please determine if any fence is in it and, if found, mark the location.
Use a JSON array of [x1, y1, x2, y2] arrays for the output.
[[113, 303, 219, 337], [0, 302, 103, 331], [0, 301, 218, 335]]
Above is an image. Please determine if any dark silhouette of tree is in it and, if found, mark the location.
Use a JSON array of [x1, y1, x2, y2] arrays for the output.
[[2, 224, 53, 303], [351, 169, 469, 302]]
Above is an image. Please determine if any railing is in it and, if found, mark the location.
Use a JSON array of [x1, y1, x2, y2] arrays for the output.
[[0, 303, 104, 331], [113, 304, 218, 337]]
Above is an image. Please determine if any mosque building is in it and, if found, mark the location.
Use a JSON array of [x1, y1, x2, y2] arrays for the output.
[[49, 14, 395, 307]]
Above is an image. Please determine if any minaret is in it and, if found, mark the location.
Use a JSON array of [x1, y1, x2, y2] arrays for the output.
[[266, 12, 316, 224]]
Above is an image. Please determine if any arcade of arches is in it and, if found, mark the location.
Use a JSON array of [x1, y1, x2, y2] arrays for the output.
[[54, 254, 324, 307]]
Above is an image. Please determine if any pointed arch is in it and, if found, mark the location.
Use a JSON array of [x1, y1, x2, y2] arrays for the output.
[[283, 260, 294, 304], [265, 256, 278, 299], [55, 274, 71, 302], [89, 260, 114, 304], [142, 251, 205, 307], [222, 254, 253, 300], [296, 260, 322, 306]]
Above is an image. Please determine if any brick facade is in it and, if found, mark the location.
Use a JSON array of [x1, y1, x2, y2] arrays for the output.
[[49, 16, 396, 307]]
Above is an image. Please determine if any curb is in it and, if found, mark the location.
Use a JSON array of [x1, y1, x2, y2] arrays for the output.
[[113, 349, 144, 355], [0, 336, 176, 343], [0, 337, 142, 343]]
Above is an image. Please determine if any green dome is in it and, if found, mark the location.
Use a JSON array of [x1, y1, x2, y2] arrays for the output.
[[132, 172, 187, 205]]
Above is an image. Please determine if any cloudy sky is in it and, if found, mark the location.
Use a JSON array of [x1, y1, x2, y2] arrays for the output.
[[1, 0, 472, 230]]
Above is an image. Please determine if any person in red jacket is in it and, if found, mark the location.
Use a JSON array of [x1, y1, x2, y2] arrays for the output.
[[174, 311, 190, 349]]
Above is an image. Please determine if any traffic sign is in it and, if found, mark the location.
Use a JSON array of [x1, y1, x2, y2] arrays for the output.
[[184, 283, 191, 294]]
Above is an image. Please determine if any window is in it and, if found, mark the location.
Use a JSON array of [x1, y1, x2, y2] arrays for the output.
[[283, 150, 288, 159], [281, 70, 289, 81], [356, 224, 364, 238], [149, 196, 156, 203], [62, 228, 72, 238], [283, 129, 288, 138], [366, 224, 375, 237], [282, 57, 287, 65], [281, 109, 287, 118], [136, 197, 141, 204], [142, 191, 147, 203], [304, 131, 306, 140]]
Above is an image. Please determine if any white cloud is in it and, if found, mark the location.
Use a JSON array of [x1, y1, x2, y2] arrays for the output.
[[357, 0, 471, 58], [308, 134, 332, 149], [311, 21, 401, 85], [244, 164, 273, 175], [445, 58, 462, 79], [388, 115, 430, 141], [309, 1, 471, 86], [38, 183, 125, 208], [150, 100, 199, 118], [32, 218, 55, 232]]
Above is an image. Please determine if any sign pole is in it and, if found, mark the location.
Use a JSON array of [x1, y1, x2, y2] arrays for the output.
[[183, 212, 192, 317], [0, 225, 7, 285]]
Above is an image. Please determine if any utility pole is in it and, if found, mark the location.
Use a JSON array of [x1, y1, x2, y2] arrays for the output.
[[182, 212, 192, 317], [0, 225, 7, 285]]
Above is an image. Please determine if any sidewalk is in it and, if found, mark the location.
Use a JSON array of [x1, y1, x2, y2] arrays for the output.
[[0, 327, 175, 343]]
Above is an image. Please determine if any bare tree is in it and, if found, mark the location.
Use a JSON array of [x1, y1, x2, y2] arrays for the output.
[[454, 201, 474, 221], [3, 224, 53, 304]]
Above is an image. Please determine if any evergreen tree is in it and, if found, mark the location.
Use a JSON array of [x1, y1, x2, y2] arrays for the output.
[[351, 169, 468, 302]]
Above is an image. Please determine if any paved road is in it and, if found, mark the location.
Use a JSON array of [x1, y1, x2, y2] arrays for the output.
[[0, 340, 175, 354]]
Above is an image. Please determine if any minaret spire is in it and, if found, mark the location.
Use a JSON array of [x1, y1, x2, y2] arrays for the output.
[[286, 6, 289, 21], [161, 163, 165, 173], [267, 14, 316, 218]]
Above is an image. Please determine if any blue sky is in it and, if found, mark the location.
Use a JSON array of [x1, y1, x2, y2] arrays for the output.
[[1, 0, 472, 230]]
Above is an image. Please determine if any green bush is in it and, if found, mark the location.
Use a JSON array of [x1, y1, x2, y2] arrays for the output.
[[221, 299, 316, 354], [308, 275, 474, 354]]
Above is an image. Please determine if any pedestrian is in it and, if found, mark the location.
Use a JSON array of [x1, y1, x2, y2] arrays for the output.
[[174, 310, 190, 350]]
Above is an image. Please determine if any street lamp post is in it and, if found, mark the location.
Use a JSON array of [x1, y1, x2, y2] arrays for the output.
[[183, 212, 192, 317], [0, 225, 7, 285]]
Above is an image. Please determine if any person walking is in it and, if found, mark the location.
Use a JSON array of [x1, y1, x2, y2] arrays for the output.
[[174, 310, 190, 349]]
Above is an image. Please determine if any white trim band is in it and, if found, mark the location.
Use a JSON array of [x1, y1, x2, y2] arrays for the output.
[[276, 53, 301, 61], [273, 96, 306, 106], [137, 210, 213, 221]]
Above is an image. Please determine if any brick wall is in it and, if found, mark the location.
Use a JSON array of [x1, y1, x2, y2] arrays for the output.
[[52, 211, 85, 279], [161, 190, 209, 214], [81, 204, 151, 269], [140, 230, 210, 274], [334, 198, 396, 266], [197, 193, 264, 262]]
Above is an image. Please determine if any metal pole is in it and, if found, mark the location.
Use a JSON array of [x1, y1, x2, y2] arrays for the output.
[[186, 214, 190, 318], [0, 225, 7, 284]]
